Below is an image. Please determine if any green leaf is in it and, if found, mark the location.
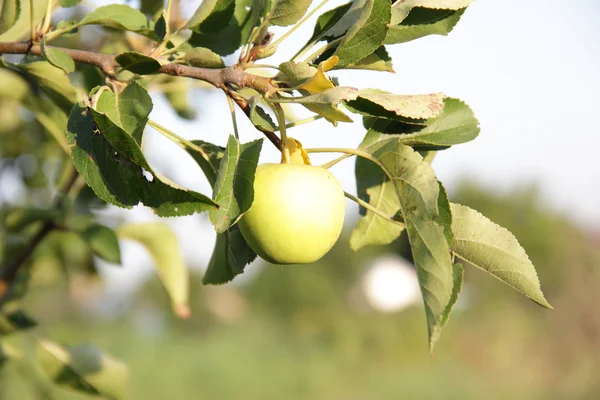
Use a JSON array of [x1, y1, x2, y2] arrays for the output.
[[437, 181, 453, 246], [406, 214, 454, 351], [0, 310, 37, 335], [268, 0, 312, 27], [440, 262, 464, 326], [203, 225, 257, 285], [347, 90, 445, 121], [115, 51, 162, 75], [186, 0, 236, 33], [350, 129, 404, 250], [117, 222, 191, 317], [279, 60, 319, 83], [4, 207, 61, 232], [210, 136, 263, 234], [37, 340, 128, 400], [77, 4, 157, 39], [59, 0, 82, 7], [93, 82, 152, 145], [344, 46, 394, 72], [162, 77, 196, 120], [140, 0, 164, 16], [450, 203, 553, 309], [0, 0, 20, 35], [186, 140, 225, 188], [154, 12, 167, 40], [67, 99, 218, 217], [278, 61, 353, 124], [15, 60, 77, 113], [307, 103, 354, 124], [0, 65, 29, 101], [183, 138, 258, 285], [248, 96, 277, 132], [54, 19, 79, 37], [80, 224, 121, 264], [182, 47, 225, 68], [390, 0, 470, 24], [288, 86, 359, 105], [331, 0, 391, 66], [386, 6, 465, 45], [358, 136, 454, 350], [0, 0, 45, 41], [305, 2, 352, 45], [323, 0, 371, 39], [189, 0, 258, 56], [41, 39, 75, 74], [370, 98, 480, 150]]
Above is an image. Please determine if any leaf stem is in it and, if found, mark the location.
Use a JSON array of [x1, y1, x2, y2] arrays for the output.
[[302, 37, 342, 63], [319, 153, 351, 169], [344, 191, 405, 228], [271, 103, 290, 163], [244, 64, 281, 71], [269, 0, 331, 49], [307, 147, 408, 233], [160, 41, 186, 56], [242, 24, 265, 63], [41, 0, 53, 34], [226, 95, 239, 139], [305, 147, 397, 195], [263, 94, 315, 103], [274, 115, 323, 131], [29, 0, 35, 41], [165, 0, 173, 36], [147, 120, 212, 165]]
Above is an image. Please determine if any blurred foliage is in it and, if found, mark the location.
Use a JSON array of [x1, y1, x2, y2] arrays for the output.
[[1, 181, 598, 399]]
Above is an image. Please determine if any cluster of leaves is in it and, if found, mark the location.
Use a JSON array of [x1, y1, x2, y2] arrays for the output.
[[0, 0, 551, 398]]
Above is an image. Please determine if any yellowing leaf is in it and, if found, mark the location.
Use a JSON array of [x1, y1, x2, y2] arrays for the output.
[[391, 0, 471, 24], [357, 90, 446, 120], [117, 222, 190, 318], [298, 56, 339, 93], [37, 340, 128, 400], [319, 55, 339, 72], [282, 137, 311, 165], [278, 59, 354, 125], [292, 86, 359, 105]]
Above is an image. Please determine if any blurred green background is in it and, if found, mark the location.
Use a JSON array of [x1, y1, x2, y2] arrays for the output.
[[1, 0, 599, 398], [2, 182, 599, 400]]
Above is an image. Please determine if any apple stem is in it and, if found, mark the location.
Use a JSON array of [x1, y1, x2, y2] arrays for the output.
[[226, 95, 240, 139], [271, 103, 291, 163]]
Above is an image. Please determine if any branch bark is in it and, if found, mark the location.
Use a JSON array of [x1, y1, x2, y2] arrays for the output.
[[0, 41, 275, 90], [0, 167, 79, 302], [224, 88, 282, 149], [0, 41, 281, 147]]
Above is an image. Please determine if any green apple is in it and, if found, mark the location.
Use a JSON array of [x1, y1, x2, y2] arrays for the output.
[[238, 163, 345, 264]]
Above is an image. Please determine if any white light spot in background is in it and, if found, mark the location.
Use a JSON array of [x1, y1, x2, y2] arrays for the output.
[[362, 255, 420, 313]]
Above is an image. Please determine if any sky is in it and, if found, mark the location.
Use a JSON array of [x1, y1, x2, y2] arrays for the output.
[[60, 0, 600, 294], [142, 0, 600, 226]]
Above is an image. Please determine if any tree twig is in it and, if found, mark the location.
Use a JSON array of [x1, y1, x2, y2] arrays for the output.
[[0, 167, 79, 301], [0, 41, 275, 93], [222, 88, 282, 149], [0, 41, 282, 148]]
